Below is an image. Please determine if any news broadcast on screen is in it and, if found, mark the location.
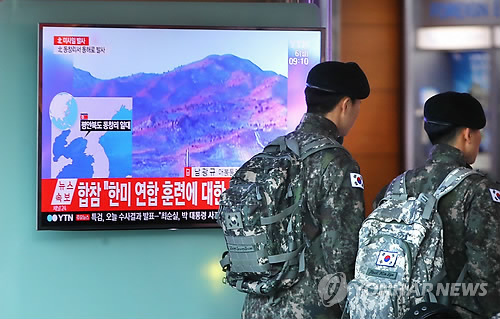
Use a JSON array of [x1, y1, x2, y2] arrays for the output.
[[37, 24, 323, 230]]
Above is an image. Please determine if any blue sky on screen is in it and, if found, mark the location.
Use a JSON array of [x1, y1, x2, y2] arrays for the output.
[[43, 26, 321, 80]]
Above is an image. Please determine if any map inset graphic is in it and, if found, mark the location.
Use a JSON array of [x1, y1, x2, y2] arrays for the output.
[[50, 94, 133, 179], [49, 92, 78, 130]]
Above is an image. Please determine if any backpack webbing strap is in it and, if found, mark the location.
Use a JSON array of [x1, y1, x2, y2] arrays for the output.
[[286, 138, 300, 156], [265, 136, 300, 156], [433, 167, 481, 201], [428, 292, 438, 303], [419, 193, 438, 221], [300, 139, 344, 239], [429, 268, 447, 288], [265, 136, 285, 148], [260, 200, 300, 225], [299, 248, 306, 272], [431, 269, 448, 305], [385, 172, 408, 201], [420, 167, 481, 220], [299, 138, 344, 161], [264, 135, 344, 166], [273, 248, 307, 275], [456, 263, 468, 284], [226, 232, 267, 245], [426, 268, 451, 305], [265, 136, 343, 159], [268, 243, 306, 264], [424, 263, 468, 305]]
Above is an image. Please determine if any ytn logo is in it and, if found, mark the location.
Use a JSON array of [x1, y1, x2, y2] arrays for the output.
[[47, 214, 74, 222]]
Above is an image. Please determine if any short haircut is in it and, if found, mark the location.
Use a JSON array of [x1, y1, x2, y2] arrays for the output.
[[424, 122, 464, 145], [304, 87, 352, 115]]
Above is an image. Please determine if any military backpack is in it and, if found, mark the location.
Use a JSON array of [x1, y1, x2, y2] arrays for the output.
[[216, 134, 342, 296], [344, 167, 480, 319]]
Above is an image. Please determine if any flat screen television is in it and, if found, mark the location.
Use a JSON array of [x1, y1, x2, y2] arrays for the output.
[[38, 23, 324, 230]]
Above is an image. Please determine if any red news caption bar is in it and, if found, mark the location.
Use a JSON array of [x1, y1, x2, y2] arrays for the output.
[[53, 36, 89, 46], [41, 176, 231, 213]]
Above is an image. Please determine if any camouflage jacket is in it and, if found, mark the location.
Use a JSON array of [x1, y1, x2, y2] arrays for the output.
[[242, 113, 365, 319], [375, 144, 500, 319]]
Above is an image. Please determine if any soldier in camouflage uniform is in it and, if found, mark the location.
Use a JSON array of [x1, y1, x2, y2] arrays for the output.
[[375, 92, 500, 319], [242, 61, 370, 319]]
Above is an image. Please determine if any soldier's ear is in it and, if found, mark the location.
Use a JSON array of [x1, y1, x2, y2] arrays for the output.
[[453, 127, 467, 143], [339, 97, 351, 114], [463, 127, 472, 144]]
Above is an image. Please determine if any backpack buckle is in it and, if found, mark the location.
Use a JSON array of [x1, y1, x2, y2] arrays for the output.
[[418, 193, 437, 220]]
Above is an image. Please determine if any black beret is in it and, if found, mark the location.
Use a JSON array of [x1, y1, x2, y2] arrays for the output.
[[306, 61, 370, 99], [424, 91, 486, 129]]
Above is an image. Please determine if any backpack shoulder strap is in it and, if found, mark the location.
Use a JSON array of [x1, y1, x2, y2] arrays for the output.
[[433, 167, 483, 201], [265, 134, 345, 161], [264, 135, 300, 156], [296, 136, 344, 241], [384, 172, 408, 202], [299, 136, 344, 161], [419, 167, 483, 220], [299, 136, 347, 189], [422, 168, 478, 303]]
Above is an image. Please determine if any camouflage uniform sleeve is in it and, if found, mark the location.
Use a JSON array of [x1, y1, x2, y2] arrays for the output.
[[459, 180, 500, 317], [317, 150, 365, 281]]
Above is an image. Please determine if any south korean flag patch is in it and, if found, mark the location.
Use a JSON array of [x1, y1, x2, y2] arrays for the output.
[[376, 250, 398, 267], [350, 173, 364, 189], [489, 188, 500, 203]]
